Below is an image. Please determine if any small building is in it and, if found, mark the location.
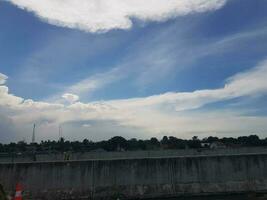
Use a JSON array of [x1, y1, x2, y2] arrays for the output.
[[210, 141, 226, 149], [201, 142, 211, 148]]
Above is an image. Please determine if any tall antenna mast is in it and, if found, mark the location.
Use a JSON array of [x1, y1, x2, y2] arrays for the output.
[[59, 125, 63, 140], [32, 123, 36, 143]]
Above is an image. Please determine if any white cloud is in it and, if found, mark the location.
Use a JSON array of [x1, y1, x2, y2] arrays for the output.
[[0, 85, 24, 106], [1, 59, 267, 141], [0, 73, 8, 85], [9, 0, 227, 32], [0, 73, 23, 106], [225, 60, 267, 96], [62, 93, 79, 104]]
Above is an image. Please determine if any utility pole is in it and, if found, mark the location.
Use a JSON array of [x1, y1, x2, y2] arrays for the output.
[[32, 123, 36, 144], [31, 123, 37, 161], [59, 125, 62, 141]]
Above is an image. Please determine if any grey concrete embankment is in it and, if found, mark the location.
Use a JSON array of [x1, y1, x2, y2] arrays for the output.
[[1, 153, 267, 200], [1, 146, 267, 163]]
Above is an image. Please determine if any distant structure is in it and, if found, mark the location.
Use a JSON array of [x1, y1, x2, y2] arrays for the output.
[[31, 123, 36, 144], [210, 141, 226, 149], [200, 141, 227, 149], [58, 125, 63, 141]]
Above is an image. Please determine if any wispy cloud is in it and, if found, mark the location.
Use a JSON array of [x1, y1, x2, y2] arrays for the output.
[[68, 67, 124, 96], [8, 0, 227, 32], [59, 25, 267, 98], [106, 59, 267, 111]]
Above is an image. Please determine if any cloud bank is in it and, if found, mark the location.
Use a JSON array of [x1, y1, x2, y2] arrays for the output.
[[1, 59, 267, 141], [9, 0, 227, 32]]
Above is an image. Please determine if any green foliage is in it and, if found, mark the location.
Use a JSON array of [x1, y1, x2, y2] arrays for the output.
[[0, 184, 8, 200], [0, 135, 266, 154]]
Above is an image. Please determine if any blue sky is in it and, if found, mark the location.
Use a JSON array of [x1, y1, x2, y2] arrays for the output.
[[0, 0, 267, 142]]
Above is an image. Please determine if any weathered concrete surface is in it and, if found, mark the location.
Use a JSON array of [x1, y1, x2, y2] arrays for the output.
[[1, 147, 267, 163], [1, 154, 267, 200]]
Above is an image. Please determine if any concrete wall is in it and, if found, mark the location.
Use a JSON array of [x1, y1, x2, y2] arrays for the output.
[[1, 153, 267, 200], [1, 146, 267, 163]]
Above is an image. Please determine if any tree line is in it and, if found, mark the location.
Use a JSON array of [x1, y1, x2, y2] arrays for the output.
[[0, 135, 266, 154]]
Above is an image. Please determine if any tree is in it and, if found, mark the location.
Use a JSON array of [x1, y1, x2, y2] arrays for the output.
[[0, 134, 266, 154], [149, 137, 160, 149], [168, 137, 186, 149], [161, 136, 169, 149], [188, 136, 201, 149], [128, 138, 139, 150], [192, 136, 198, 141], [107, 136, 128, 151]]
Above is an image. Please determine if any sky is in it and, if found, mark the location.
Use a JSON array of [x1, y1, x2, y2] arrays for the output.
[[1, 0, 267, 143]]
